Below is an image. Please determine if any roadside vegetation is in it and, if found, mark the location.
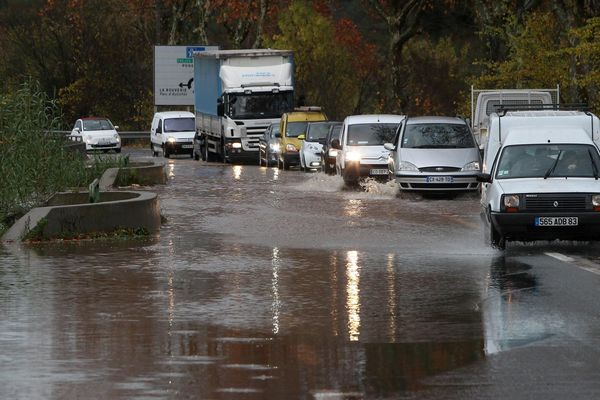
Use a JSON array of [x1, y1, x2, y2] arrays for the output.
[[0, 81, 126, 235]]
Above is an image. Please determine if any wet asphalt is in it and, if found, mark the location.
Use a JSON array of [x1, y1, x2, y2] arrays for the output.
[[3, 148, 600, 399]]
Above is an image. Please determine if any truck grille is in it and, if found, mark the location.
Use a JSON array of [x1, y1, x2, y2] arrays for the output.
[[523, 194, 588, 211]]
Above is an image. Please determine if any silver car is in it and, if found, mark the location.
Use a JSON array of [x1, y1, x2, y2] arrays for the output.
[[385, 116, 481, 191]]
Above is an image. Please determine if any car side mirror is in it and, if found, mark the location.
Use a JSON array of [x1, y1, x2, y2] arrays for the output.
[[331, 139, 341, 150], [476, 173, 492, 183], [114, 125, 119, 130], [74, 127, 81, 133], [217, 102, 224, 117], [298, 134, 305, 140], [383, 143, 395, 151]]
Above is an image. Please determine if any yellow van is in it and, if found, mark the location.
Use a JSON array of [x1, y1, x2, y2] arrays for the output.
[[278, 107, 327, 170]]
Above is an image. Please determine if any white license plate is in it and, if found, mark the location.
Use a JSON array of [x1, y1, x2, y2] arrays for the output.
[[181, 144, 193, 149], [426, 176, 454, 183], [99, 138, 111, 144], [370, 169, 388, 175], [535, 217, 579, 226]]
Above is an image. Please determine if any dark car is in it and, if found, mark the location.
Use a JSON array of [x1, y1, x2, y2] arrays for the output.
[[258, 122, 281, 167], [320, 122, 342, 174]]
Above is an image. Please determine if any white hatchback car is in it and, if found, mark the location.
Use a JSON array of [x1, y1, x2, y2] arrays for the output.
[[71, 117, 121, 153], [299, 121, 337, 171]]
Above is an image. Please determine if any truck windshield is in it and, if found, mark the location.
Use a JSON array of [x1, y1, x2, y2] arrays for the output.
[[496, 144, 600, 179], [347, 123, 398, 146], [228, 91, 293, 119], [402, 123, 474, 148], [306, 123, 331, 141], [164, 118, 195, 132]]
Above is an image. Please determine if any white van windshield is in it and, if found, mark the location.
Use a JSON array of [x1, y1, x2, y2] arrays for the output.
[[347, 123, 398, 146], [402, 123, 474, 148], [164, 117, 195, 133], [496, 144, 600, 179]]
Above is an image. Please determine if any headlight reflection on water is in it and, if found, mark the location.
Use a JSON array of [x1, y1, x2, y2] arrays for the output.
[[346, 250, 361, 341]]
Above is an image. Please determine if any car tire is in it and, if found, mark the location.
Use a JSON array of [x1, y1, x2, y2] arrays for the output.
[[115, 148, 121, 154], [194, 150, 200, 161], [163, 145, 170, 159], [283, 158, 290, 170], [485, 210, 506, 250], [278, 158, 283, 170]]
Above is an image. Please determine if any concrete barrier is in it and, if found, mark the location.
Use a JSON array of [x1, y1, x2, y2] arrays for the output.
[[2, 190, 160, 242], [2, 157, 166, 243]]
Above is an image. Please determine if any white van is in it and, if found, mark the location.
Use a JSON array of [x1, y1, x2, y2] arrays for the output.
[[477, 109, 600, 249], [150, 111, 196, 158], [332, 114, 405, 185]]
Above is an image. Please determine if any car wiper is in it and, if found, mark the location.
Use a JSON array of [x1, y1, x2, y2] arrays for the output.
[[588, 149, 599, 180], [544, 150, 562, 179]]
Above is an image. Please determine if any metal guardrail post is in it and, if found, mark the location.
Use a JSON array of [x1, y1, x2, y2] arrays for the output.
[[89, 178, 100, 203]]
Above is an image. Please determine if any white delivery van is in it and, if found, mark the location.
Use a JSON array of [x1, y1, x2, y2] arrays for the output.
[[471, 87, 558, 149], [332, 114, 405, 185], [477, 109, 600, 249], [150, 111, 196, 158]]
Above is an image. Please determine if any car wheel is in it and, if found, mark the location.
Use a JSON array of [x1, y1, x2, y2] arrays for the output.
[[163, 145, 170, 159], [278, 157, 283, 170], [194, 149, 200, 161], [489, 223, 506, 250], [115, 148, 121, 154], [283, 158, 290, 170]]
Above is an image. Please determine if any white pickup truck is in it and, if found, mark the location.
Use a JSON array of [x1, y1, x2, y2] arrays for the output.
[[477, 108, 600, 249]]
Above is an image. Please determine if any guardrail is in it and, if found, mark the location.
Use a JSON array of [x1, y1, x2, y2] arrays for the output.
[[50, 130, 150, 140]]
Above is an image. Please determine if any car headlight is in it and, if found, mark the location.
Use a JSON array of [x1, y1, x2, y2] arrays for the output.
[[270, 143, 280, 152], [167, 137, 176, 143], [346, 151, 361, 162], [461, 161, 481, 171], [114, 134, 121, 142], [286, 144, 297, 152], [398, 161, 419, 172], [328, 149, 338, 157], [503, 194, 520, 211]]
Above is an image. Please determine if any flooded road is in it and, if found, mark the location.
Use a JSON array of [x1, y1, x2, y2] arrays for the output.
[[3, 149, 600, 399]]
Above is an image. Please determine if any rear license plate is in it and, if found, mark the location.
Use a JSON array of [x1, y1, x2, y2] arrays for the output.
[[182, 144, 193, 149], [370, 169, 388, 175], [426, 176, 454, 183], [535, 217, 579, 226]]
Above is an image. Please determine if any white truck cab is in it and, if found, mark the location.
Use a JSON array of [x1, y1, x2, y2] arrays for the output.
[[477, 109, 600, 249], [150, 111, 196, 158], [332, 114, 405, 185]]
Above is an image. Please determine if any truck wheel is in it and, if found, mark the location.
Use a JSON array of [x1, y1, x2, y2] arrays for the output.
[[258, 150, 263, 166], [220, 141, 227, 163], [202, 143, 209, 162]]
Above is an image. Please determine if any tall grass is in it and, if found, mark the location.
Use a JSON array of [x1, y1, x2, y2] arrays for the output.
[[0, 81, 120, 234]]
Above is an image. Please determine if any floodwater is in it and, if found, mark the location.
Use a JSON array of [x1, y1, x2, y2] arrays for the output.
[[3, 152, 600, 399]]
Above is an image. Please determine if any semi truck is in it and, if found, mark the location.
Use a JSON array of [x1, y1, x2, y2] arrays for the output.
[[193, 49, 294, 163]]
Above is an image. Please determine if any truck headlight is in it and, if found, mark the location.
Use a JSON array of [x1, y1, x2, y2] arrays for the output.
[[592, 194, 600, 210], [167, 137, 176, 143], [286, 144, 297, 152], [461, 161, 480, 171], [232, 142, 242, 149], [398, 161, 419, 172], [503, 194, 520, 212], [346, 151, 361, 162]]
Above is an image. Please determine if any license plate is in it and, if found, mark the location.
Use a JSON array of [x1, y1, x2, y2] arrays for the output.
[[426, 176, 454, 183], [370, 169, 388, 175], [535, 217, 579, 226], [182, 144, 193, 149], [99, 138, 111, 144]]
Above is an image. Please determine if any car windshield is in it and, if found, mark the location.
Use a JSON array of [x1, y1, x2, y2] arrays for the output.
[[270, 124, 280, 138], [347, 123, 398, 146], [164, 117, 195, 132], [306, 123, 331, 141], [329, 126, 342, 142], [83, 119, 113, 131], [228, 91, 294, 119], [402, 123, 474, 148], [286, 121, 308, 138], [495, 144, 600, 179]]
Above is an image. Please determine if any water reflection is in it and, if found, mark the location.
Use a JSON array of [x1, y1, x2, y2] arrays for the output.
[[271, 247, 280, 335], [346, 250, 361, 341], [484, 256, 541, 355], [233, 165, 243, 180], [344, 199, 363, 218], [386, 253, 397, 340]]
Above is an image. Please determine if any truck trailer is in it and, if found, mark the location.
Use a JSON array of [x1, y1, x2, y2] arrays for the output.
[[193, 49, 294, 163]]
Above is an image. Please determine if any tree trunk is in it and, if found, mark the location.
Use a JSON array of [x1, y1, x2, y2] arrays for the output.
[[194, 0, 211, 45], [252, 0, 268, 49]]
